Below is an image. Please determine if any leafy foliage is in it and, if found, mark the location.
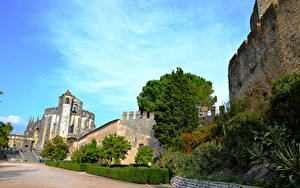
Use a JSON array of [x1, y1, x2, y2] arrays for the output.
[[0, 121, 13, 149], [71, 149, 84, 163], [224, 112, 264, 168], [180, 123, 221, 152], [79, 139, 101, 163], [40, 135, 68, 161], [153, 141, 222, 178], [267, 73, 300, 141], [135, 145, 154, 166], [87, 165, 168, 184], [138, 67, 217, 148], [265, 125, 300, 184], [101, 133, 131, 167]]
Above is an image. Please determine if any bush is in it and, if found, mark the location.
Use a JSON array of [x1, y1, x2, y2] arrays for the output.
[[86, 165, 169, 184], [135, 145, 154, 166], [57, 161, 90, 171], [224, 112, 264, 168], [45, 160, 58, 167], [153, 141, 222, 179], [267, 73, 300, 141]]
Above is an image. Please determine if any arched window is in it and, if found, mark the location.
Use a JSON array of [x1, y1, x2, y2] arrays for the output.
[[72, 104, 78, 113], [65, 98, 69, 104], [69, 125, 74, 133]]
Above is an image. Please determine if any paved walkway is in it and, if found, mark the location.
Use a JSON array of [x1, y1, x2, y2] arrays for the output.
[[0, 161, 171, 188]]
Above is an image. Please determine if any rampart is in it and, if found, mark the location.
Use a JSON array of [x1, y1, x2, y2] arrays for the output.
[[229, 0, 300, 100]]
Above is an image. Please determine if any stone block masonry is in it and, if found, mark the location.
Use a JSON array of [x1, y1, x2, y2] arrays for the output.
[[171, 176, 260, 188], [228, 0, 300, 100]]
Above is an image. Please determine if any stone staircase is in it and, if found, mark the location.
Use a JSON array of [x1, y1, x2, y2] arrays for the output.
[[22, 151, 39, 163]]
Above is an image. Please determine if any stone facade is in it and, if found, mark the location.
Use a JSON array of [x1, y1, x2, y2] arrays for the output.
[[229, 0, 300, 100], [8, 132, 34, 152], [77, 111, 163, 164], [8, 90, 95, 152]]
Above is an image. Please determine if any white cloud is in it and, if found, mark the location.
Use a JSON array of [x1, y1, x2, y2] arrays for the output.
[[35, 0, 252, 126], [0, 115, 26, 125]]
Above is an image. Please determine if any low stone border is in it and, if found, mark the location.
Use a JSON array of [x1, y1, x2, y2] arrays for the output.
[[170, 176, 260, 188]]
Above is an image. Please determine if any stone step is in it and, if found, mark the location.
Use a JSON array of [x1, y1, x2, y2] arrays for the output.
[[22, 151, 39, 163]]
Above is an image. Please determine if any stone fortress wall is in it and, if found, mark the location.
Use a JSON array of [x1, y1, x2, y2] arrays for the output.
[[76, 111, 163, 164], [229, 0, 300, 100]]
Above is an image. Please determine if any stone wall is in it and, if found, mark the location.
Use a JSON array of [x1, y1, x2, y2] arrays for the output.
[[170, 176, 260, 188], [76, 111, 163, 164], [77, 119, 120, 147], [229, 0, 300, 100]]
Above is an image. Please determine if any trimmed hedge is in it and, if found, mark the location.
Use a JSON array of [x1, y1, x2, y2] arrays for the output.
[[57, 161, 90, 171], [86, 166, 169, 184], [45, 160, 59, 167], [45, 161, 170, 184]]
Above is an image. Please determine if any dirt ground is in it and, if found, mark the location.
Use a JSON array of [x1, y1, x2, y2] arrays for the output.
[[0, 161, 171, 188]]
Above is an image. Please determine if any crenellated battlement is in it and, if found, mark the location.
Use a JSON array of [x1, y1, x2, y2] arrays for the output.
[[121, 111, 155, 120], [229, 1, 279, 68], [228, 0, 300, 100]]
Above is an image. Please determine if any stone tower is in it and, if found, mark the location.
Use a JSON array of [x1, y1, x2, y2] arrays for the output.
[[250, 0, 276, 30], [58, 90, 83, 137]]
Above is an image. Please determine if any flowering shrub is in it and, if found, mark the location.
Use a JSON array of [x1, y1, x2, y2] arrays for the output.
[[180, 123, 219, 152], [153, 141, 222, 179]]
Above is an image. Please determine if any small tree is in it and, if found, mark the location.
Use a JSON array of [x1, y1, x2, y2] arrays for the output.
[[102, 133, 131, 167], [80, 139, 101, 163], [135, 145, 154, 166], [40, 135, 68, 161], [0, 121, 13, 149], [71, 149, 84, 163]]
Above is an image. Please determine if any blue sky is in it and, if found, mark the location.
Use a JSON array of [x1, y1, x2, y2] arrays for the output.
[[0, 0, 254, 133]]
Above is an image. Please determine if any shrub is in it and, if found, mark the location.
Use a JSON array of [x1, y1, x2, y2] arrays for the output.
[[86, 165, 169, 184], [135, 145, 154, 166], [153, 141, 222, 179], [45, 160, 58, 167], [180, 123, 220, 151], [267, 73, 300, 141], [57, 161, 90, 171], [40, 135, 69, 161], [224, 112, 264, 168]]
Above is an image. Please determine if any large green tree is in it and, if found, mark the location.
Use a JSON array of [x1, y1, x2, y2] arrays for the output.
[[0, 121, 13, 149], [40, 135, 68, 161], [101, 133, 131, 167], [137, 67, 217, 148]]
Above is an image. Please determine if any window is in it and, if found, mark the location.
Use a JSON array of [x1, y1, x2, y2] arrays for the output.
[[69, 141, 73, 147], [139, 143, 144, 149], [72, 104, 78, 113], [69, 125, 74, 133], [25, 145, 28, 147], [65, 98, 69, 104]]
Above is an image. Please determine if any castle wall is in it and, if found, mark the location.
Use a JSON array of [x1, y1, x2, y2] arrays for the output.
[[229, 0, 300, 100], [77, 119, 120, 147], [118, 117, 163, 164], [76, 111, 163, 165]]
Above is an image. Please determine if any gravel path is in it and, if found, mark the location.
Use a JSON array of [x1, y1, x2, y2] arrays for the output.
[[0, 161, 171, 188]]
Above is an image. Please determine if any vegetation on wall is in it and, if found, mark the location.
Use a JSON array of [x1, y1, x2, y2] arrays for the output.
[[137, 67, 217, 149], [0, 121, 13, 149], [40, 135, 68, 161]]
